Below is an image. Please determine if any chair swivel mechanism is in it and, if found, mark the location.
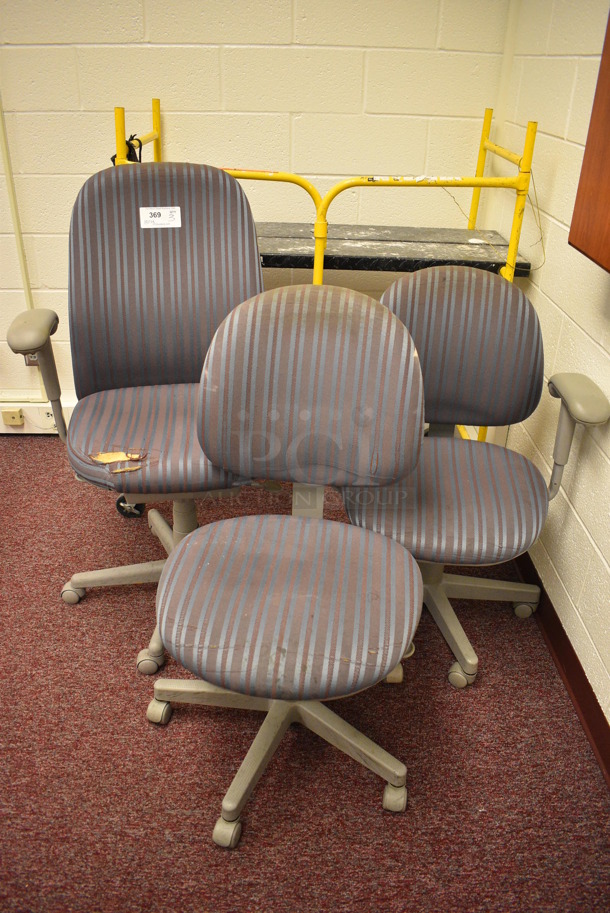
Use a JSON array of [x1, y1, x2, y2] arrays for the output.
[[342, 266, 610, 688], [7, 162, 264, 674], [146, 284, 425, 847]]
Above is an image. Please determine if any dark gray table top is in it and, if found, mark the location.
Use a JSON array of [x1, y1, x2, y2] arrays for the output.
[[256, 223, 530, 275]]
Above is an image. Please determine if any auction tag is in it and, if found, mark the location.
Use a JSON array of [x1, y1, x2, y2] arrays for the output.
[[139, 207, 181, 228]]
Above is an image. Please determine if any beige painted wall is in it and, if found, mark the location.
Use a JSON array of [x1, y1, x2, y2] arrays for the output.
[[1, 1, 608, 716]]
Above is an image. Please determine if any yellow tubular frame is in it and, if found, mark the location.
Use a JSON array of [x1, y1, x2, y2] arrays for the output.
[[113, 103, 537, 288], [114, 99, 162, 165], [224, 170, 323, 247], [310, 109, 537, 286], [114, 103, 538, 441]]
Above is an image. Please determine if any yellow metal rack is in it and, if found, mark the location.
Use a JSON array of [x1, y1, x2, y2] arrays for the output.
[[114, 101, 537, 285], [114, 101, 538, 444], [114, 99, 162, 166]]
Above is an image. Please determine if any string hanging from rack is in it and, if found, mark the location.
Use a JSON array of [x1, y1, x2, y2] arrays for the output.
[[111, 134, 142, 166]]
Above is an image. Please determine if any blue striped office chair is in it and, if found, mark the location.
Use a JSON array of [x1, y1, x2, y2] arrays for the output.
[[345, 266, 546, 688], [7, 163, 263, 673], [342, 265, 609, 688], [147, 284, 425, 848]]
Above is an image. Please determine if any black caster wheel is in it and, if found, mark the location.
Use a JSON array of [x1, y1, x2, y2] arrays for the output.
[[116, 496, 145, 518]]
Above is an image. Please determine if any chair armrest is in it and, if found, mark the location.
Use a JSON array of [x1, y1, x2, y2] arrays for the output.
[[7, 308, 59, 355], [547, 373, 610, 500], [548, 373, 610, 426], [7, 309, 67, 443]]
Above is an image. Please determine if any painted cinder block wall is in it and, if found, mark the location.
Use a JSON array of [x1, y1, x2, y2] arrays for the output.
[[1, 0, 609, 718]]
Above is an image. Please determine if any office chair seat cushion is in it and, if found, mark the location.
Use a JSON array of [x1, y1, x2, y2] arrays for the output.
[[157, 515, 423, 701], [342, 437, 548, 566], [67, 383, 233, 494]]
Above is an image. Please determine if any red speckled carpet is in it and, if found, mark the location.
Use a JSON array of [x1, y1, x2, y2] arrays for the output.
[[1, 435, 608, 913]]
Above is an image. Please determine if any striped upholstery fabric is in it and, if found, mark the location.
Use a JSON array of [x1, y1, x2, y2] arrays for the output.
[[343, 438, 548, 565], [381, 266, 544, 426], [69, 163, 263, 399], [199, 284, 424, 486], [157, 515, 423, 700], [67, 384, 232, 494]]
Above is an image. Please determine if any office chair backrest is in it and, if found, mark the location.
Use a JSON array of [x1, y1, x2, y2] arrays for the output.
[[199, 284, 424, 486], [381, 266, 544, 427], [69, 163, 263, 399]]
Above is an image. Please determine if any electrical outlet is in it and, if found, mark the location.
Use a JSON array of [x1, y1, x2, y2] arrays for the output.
[[2, 409, 25, 427], [24, 354, 38, 366]]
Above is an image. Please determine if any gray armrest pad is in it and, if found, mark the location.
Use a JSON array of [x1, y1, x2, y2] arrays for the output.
[[7, 308, 59, 355], [549, 373, 610, 426]]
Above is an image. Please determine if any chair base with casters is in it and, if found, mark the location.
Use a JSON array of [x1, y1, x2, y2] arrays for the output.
[[61, 488, 239, 674], [149, 682, 409, 848], [343, 435, 549, 689], [148, 512, 423, 848], [418, 563, 540, 688], [383, 641, 416, 684]]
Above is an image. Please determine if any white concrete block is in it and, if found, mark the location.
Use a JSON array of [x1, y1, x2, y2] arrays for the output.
[[516, 57, 577, 139], [294, 0, 439, 48], [222, 48, 364, 113], [512, 3, 552, 55], [530, 539, 610, 723], [427, 117, 490, 174], [0, 234, 22, 288], [526, 132, 585, 227], [292, 114, 428, 175], [498, 56, 523, 124], [567, 58, 603, 145], [0, 0, 144, 44], [356, 184, 472, 228], [145, 0, 293, 44], [517, 281, 564, 374], [77, 47, 221, 113], [438, 0, 509, 52], [366, 50, 502, 116], [528, 537, 572, 623], [0, 48, 80, 111], [558, 423, 610, 552], [539, 488, 594, 605], [162, 113, 290, 173], [547, 0, 610, 56], [0, 292, 28, 336], [4, 113, 117, 175], [22, 236, 70, 291], [578, 547, 610, 677], [540, 222, 610, 354], [12, 176, 85, 234]]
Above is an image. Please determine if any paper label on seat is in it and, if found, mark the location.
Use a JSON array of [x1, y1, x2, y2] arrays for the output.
[[139, 207, 181, 228]]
